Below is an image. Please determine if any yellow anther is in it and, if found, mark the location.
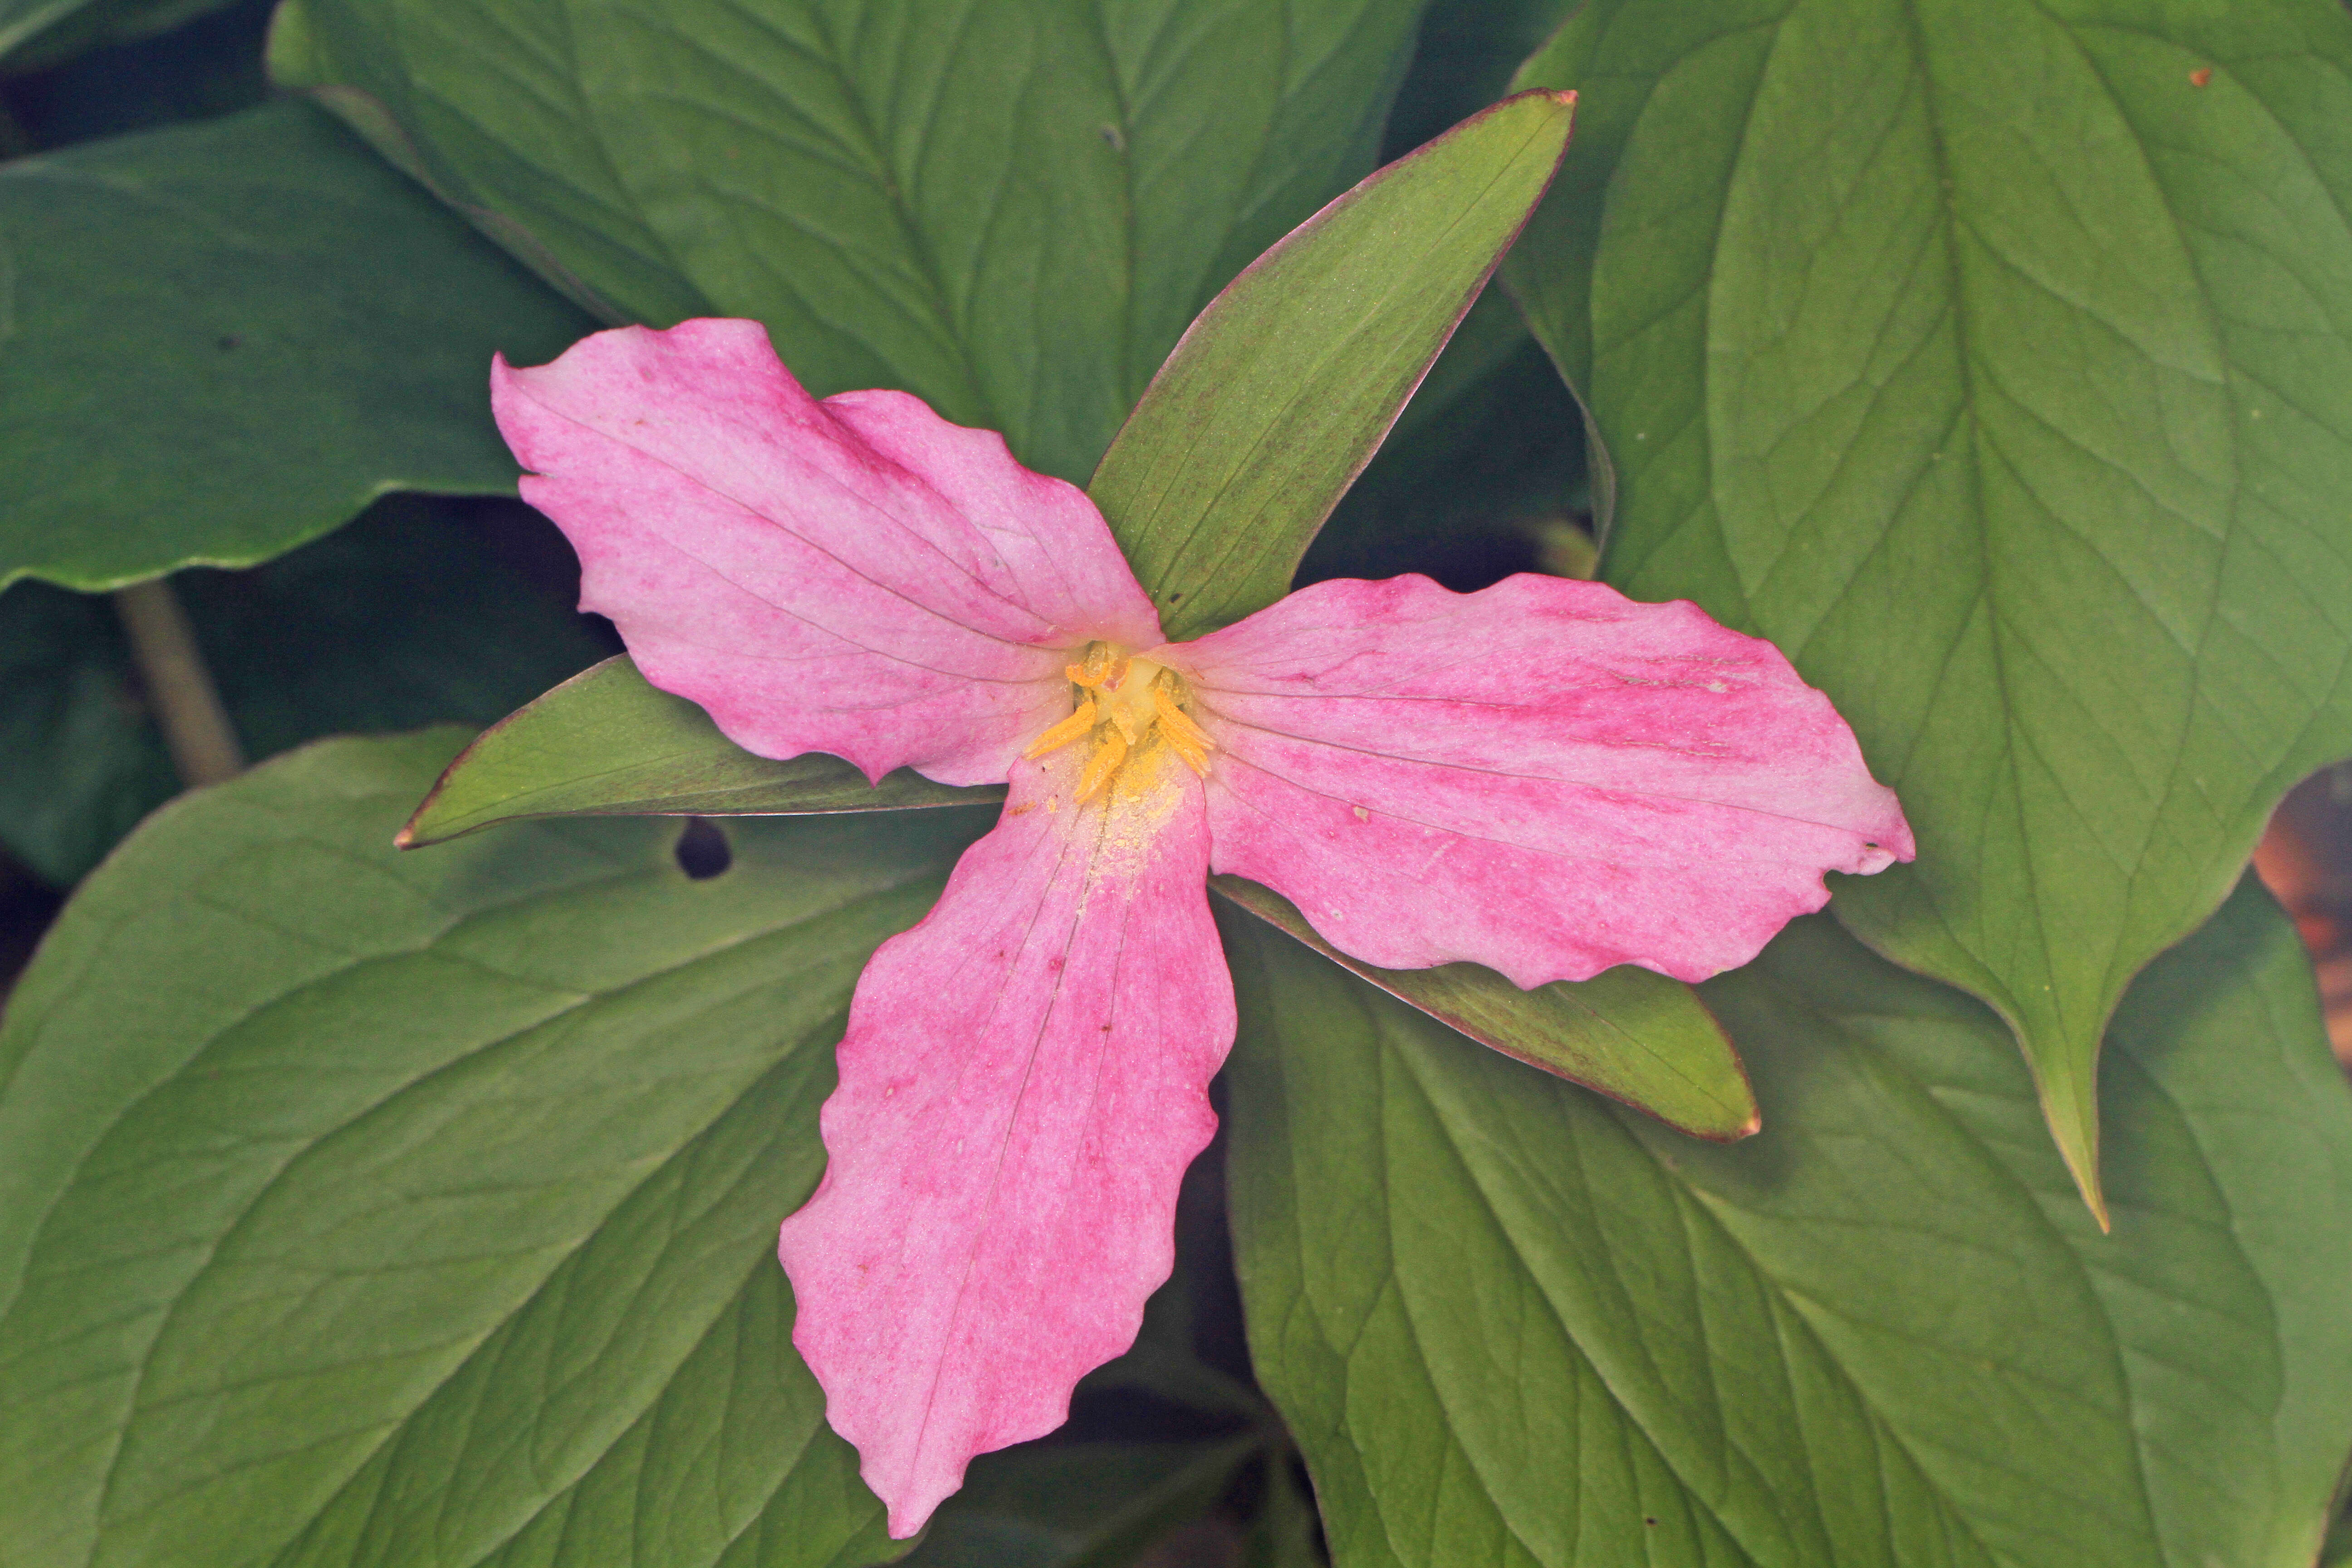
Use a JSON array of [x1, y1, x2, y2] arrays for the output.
[[1027, 651, 1215, 797], [1066, 643, 1118, 689], [1161, 725, 1212, 777], [1076, 727, 1129, 802], [1152, 686, 1214, 752], [1023, 696, 1098, 760]]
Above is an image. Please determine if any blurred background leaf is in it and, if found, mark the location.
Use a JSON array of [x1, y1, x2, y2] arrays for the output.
[[905, 1441, 1259, 1568], [0, 498, 610, 885], [1, 0, 245, 78], [0, 97, 593, 591]]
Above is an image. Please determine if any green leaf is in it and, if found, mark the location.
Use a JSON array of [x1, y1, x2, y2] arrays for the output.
[[1213, 877, 1755, 1140], [268, 0, 1431, 488], [2325, 1504, 2352, 1568], [1379, 0, 1575, 160], [398, 656, 1003, 850], [1075, 1143, 1268, 1426], [0, 731, 995, 1567], [0, 585, 175, 887], [0, 0, 241, 72], [1279, 0, 1588, 593], [0, 0, 76, 55], [1242, 1455, 1322, 1568], [1500, 0, 2352, 1217], [1090, 88, 1575, 641], [904, 1440, 1259, 1568], [1224, 877, 2352, 1568], [0, 99, 594, 592], [1295, 286, 1591, 592], [0, 500, 611, 885]]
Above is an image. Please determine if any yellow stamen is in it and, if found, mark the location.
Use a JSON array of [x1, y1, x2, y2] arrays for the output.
[[1066, 643, 1117, 689], [1026, 650, 1215, 798], [1152, 685, 1215, 766], [1076, 727, 1129, 802], [1023, 696, 1098, 760], [1150, 687, 1213, 776]]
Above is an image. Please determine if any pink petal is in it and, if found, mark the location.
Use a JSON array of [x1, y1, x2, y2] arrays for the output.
[[778, 742, 1231, 1537], [1164, 573, 1913, 988], [492, 320, 1162, 786]]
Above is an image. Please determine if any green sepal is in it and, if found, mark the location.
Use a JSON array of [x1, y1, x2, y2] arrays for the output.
[[1213, 876, 1756, 1141], [398, 656, 1002, 849], [1091, 89, 1577, 641]]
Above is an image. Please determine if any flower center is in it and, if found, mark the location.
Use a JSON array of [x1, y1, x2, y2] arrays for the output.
[[1022, 642, 1215, 802]]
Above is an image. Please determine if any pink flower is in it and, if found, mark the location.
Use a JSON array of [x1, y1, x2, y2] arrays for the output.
[[492, 318, 1913, 1538]]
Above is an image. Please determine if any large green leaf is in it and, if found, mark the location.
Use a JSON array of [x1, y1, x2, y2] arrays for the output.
[[1500, 0, 2352, 1216], [1225, 877, 2352, 1568], [0, 100, 593, 591], [1213, 877, 1754, 1139], [268, 0, 1431, 488], [1089, 87, 1574, 640], [0, 730, 1002, 1567], [398, 657, 1000, 850], [0, 500, 611, 886]]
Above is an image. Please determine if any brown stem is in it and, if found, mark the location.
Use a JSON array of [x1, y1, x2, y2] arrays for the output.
[[113, 578, 244, 787]]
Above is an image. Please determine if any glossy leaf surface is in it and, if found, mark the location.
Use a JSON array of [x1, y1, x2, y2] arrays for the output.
[[1502, 0, 2352, 1214], [399, 656, 1002, 849], [0, 99, 592, 590], [1226, 879, 2352, 1568], [1213, 877, 1754, 1139], [0, 731, 998, 1567], [1090, 88, 1574, 640], [268, 0, 1428, 488]]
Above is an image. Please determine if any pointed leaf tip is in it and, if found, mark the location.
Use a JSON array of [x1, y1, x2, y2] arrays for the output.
[[1212, 877, 1758, 1142], [1501, 0, 2352, 1234], [1092, 89, 1577, 641], [400, 656, 1000, 848]]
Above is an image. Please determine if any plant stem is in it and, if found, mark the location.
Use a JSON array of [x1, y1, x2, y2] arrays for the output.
[[113, 578, 244, 787]]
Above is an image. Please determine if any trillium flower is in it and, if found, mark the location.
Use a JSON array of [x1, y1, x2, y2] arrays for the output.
[[491, 317, 1914, 1538]]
